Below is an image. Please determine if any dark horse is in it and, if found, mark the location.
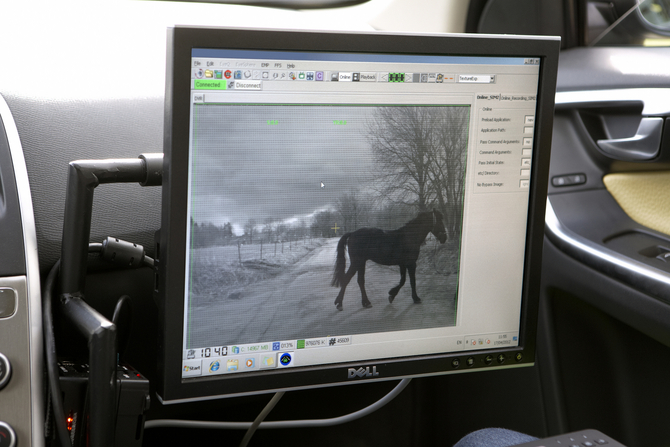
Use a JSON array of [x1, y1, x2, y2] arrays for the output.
[[331, 209, 447, 311]]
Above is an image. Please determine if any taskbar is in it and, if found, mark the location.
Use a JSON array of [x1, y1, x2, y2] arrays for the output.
[[181, 331, 518, 378]]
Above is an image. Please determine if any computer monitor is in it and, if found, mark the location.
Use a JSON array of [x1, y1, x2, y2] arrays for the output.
[[157, 26, 559, 403]]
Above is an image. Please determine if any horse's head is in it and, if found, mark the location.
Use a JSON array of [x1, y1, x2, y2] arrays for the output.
[[431, 209, 447, 244]]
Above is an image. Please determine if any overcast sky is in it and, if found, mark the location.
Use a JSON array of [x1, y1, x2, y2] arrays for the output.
[[190, 104, 377, 234]]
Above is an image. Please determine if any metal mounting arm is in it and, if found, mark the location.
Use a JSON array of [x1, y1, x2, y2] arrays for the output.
[[57, 153, 162, 447]]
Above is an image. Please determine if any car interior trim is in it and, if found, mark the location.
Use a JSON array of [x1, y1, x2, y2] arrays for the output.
[[0, 95, 45, 447], [555, 88, 670, 115], [545, 198, 670, 301], [603, 171, 670, 236]]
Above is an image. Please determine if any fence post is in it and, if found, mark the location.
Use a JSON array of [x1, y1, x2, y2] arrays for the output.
[[238, 243, 242, 266], [260, 240, 263, 259]]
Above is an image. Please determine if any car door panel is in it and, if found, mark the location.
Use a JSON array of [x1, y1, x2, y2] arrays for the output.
[[537, 46, 670, 446]]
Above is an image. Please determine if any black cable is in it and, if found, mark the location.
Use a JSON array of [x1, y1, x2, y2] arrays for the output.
[[42, 260, 72, 447], [146, 378, 412, 430], [112, 296, 132, 358], [44, 383, 53, 439]]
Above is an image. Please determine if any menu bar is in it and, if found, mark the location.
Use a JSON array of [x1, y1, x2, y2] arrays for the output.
[[192, 68, 478, 84]]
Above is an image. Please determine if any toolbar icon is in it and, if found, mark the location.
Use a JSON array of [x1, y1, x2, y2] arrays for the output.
[[227, 359, 239, 372], [279, 353, 292, 366]]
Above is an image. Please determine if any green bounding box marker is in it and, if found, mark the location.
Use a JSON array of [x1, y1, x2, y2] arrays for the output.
[[297, 340, 305, 349], [193, 79, 227, 90]]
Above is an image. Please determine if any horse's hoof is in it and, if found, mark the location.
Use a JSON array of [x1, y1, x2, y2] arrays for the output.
[[388, 295, 395, 304], [363, 302, 373, 309], [336, 303, 343, 311], [413, 297, 422, 304]]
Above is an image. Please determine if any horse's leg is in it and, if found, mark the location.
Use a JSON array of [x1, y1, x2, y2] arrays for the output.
[[334, 265, 357, 311], [356, 262, 372, 309], [388, 265, 406, 303], [408, 262, 421, 303]]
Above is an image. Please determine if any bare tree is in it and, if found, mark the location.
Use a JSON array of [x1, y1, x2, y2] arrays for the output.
[[263, 217, 277, 242], [311, 210, 336, 238], [335, 191, 368, 233], [426, 107, 469, 238], [244, 218, 257, 244], [367, 106, 469, 239]]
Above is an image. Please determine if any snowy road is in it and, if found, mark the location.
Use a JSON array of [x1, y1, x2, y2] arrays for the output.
[[187, 238, 457, 348]]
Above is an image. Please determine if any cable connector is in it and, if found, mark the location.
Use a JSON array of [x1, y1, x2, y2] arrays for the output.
[[100, 237, 147, 268]]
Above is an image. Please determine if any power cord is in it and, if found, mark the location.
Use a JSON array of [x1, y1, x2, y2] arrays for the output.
[[145, 378, 411, 435], [238, 391, 285, 447]]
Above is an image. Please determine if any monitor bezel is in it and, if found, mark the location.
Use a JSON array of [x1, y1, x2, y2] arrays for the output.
[[157, 25, 560, 403]]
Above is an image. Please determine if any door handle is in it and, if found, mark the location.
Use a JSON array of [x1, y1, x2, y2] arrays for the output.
[[597, 117, 664, 161]]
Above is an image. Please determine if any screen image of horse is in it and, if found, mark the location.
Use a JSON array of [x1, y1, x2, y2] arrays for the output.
[[332, 209, 448, 311], [184, 104, 468, 349]]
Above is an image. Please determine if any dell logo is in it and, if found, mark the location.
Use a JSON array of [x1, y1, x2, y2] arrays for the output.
[[347, 366, 379, 379]]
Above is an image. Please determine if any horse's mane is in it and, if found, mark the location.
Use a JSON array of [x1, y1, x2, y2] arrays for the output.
[[396, 211, 433, 232]]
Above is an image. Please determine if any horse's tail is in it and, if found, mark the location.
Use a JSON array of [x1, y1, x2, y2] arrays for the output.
[[331, 233, 351, 287]]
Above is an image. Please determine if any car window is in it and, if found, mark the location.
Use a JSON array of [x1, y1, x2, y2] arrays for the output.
[[587, 0, 670, 46]]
